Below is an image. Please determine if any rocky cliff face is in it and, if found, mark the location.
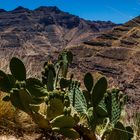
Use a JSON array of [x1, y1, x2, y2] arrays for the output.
[[90, 20, 118, 31], [71, 16, 140, 110], [1, 6, 139, 110], [0, 6, 116, 52], [0, 6, 116, 75]]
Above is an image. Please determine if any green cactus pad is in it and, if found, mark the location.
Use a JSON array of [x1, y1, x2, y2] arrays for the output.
[[82, 90, 91, 106], [42, 63, 56, 91], [60, 78, 70, 89], [32, 112, 50, 129], [84, 72, 93, 92], [51, 114, 76, 128], [10, 89, 32, 113], [87, 107, 94, 127], [58, 51, 73, 78], [61, 128, 80, 139], [107, 121, 129, 140], [105, 90, 122, 124], [92, 77, 107, 108], [68, 85, 87, 115], [26, 78, 48, 97], [10, 57, 26, 81], [61, 63, 68, 78], [126, 126, 134, 139], [0, 70, 12, 92], [7, 74, 16, 88], [47, 66, 56, 91], [66, 51, 73, 63], [46, 98, 64, 120], [96, 105, 108, 117]]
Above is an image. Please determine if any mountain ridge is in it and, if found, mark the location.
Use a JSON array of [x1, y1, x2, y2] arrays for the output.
[[70, 15, 140, 110], [0, 6, 117, 59], [0, 6, 139, 110]]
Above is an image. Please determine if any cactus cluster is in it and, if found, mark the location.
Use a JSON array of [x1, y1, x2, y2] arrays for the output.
[[68, 72, 108, 131], [104, 121, 134, 140], [0, 50, 134, 140], [105, 88, 127, 125]]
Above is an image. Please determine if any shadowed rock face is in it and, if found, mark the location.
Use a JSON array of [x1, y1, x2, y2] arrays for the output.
[[70, 16, 140, 110]]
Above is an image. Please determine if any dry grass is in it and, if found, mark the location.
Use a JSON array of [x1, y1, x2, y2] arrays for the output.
[[121, 106, 140, 140], [0, 92, 15, 121], [0, 134, 41, 140], [131, 112, 140, 140], [0, 92, 38, 139]]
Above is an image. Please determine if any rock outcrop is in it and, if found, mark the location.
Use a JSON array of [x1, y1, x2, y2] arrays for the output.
[[70, 16, 140, 110], [0, 6, 139, 110], [0, 6, 116, 51]]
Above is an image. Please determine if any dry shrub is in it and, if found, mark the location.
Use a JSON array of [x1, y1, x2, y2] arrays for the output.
[[0, 92, 15, 121], [0, 91, 35, 131]]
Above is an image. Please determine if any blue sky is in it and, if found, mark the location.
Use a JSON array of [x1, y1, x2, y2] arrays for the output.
[[0, 0, 140, 23]]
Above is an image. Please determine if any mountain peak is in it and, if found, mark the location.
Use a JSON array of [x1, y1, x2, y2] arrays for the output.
[[0, 5, 117, 49], [0, 9, 6, 12], [35, 6, 61, 13], [12, 6, 30, 13], [125, 15, 140, 27]]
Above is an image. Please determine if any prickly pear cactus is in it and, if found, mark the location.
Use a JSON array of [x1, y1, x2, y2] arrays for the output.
[[50, 114, 76, 128], [26, 78, 48, 98], [31, 112, 50, 129], [10, 57, 26, 81], [125, 126, 134, 140], [51, 112, 80, 139], [0, 70, 14, 92], [60, 78, 71, 89], [68, 80, 87, 115], [10, 88, 32, 114], [83, 73, 107, 108], [84, 72, 94, 93], [42, 61, 56, 91], [105, 89, 124, 125], [46, 91, 64, 120], [92, 77, 107, 108], [106, 121, 134, 140], [83, 73, 108, 131], [58, 50, 73, 78], [0, 51, 134, 140]]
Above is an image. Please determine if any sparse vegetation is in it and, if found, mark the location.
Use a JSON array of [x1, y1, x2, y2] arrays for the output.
[[0, 50, 137, 140]]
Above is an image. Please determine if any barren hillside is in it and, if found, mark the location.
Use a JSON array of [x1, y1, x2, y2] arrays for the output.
[[70, 16, 140, 111]]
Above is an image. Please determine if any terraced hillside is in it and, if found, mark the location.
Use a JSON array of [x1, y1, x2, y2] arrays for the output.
[[0, 6, 139, 111], [0, 6, 116, 50], [0, 6, 116, 76], [70, 16, 140, 111]]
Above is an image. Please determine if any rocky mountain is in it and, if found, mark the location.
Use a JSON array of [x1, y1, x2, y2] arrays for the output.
[[0, 6, 117, 75], [0, 6, 116, 52], [0, 6, 139, 111], [90, 20, 119, 31], [70, 15, 140, 111]]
